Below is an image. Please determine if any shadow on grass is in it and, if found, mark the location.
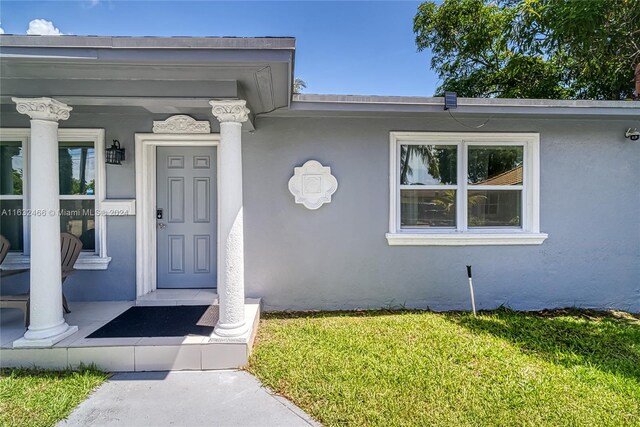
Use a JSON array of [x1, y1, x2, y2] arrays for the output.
[[262, 308, 640, 381], [261, 308, 429, 320], [0, 365, 109, 379], [448, 307, 640, 381]]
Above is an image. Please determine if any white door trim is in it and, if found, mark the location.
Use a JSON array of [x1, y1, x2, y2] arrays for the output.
[[134, 133, 220, 298]]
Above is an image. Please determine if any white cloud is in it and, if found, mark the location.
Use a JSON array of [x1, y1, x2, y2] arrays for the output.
[[81, 0, 101, 9], [82, 0, 100, 8], [26, 19, 63, 36], [0, 22, 5, 34]]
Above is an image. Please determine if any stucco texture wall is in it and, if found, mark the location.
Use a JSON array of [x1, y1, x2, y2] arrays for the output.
[[243, 115, 640, 312], [1, 111, 638, 312]]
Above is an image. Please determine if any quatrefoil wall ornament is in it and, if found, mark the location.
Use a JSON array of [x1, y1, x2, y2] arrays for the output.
[[288, 160, 338, 210]]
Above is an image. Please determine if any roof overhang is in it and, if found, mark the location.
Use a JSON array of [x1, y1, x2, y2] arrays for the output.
[[0, 35, 296, 130], [2, 36, 637, 125], [283, 94, 640, 120]]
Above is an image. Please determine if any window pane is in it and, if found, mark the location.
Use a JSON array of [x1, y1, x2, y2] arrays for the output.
[[0, 199, 24, 251], [60, 199, 95, 251], [59, 142, 95, 196], [468, 146, 523, 185], [0, 141, 23, 195], [400, 145, 457, 185], [468, 190, 521, 227], [401, 189, 456, 228]]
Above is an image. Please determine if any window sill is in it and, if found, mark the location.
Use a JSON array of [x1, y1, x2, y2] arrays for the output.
[[1, 253, 112, 271], [385, 232, 548, 246], [75, 254, 112, 270]]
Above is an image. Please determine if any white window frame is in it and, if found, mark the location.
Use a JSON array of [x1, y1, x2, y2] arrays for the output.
[[0, 128, 111, 269], [387, 132, 548, 246]]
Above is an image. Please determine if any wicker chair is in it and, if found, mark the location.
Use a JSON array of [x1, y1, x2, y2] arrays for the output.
[[0, 233, 83, 326]]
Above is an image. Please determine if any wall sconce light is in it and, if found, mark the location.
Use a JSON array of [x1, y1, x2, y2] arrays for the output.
[[105, 140, 126, 165]]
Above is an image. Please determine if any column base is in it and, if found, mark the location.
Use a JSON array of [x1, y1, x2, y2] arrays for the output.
[[13, 324, 78, 348], [213, 320, 248, 338]]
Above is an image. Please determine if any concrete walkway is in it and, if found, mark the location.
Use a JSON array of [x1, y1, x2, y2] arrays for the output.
[[58, 371, 320, 427]]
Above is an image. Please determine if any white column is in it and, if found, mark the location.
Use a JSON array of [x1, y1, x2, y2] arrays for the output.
[[12, 97, 78, 348], [209, 99, 250, 337]]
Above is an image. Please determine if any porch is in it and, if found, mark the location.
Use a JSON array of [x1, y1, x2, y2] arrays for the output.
[[0, 290, 261, 371], [0, 36, 294, 351]]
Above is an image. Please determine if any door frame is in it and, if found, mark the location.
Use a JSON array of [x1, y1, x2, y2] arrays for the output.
[[134, 133, 220, 298]]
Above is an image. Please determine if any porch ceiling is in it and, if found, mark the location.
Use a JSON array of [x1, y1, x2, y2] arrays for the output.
[[0, 36, 296, 128]]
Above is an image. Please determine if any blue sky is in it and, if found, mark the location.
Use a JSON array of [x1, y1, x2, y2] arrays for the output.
[[0, 1, 438, 96]]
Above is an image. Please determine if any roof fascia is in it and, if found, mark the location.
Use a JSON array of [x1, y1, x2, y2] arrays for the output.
[[288, 99, 640, 118], [0, 35, 296, 50]]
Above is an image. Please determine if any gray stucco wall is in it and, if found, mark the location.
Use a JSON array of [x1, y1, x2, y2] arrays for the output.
[[0, 111, 183, 301], [242, 115, 640, 312], [2, 111, 639, 312]]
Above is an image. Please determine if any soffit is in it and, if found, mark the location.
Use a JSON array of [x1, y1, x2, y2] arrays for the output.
[[0, 42, 294, 125]]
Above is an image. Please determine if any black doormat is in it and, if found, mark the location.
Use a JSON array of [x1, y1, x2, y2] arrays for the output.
[[87, 305, 219, 338]]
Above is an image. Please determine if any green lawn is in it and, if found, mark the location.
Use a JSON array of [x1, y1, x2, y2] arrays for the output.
[[0, 367, 108, 427], [249, 308, 640, 427]]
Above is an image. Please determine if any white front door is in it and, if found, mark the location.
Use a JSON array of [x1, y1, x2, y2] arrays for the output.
[[156, 146, 216, 288]]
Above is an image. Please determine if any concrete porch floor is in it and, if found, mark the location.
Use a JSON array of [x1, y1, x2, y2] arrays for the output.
[[0, 290, 261, 372]]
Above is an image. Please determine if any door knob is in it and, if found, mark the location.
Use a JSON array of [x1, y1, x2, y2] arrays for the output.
[[157, 222, 167, 230]]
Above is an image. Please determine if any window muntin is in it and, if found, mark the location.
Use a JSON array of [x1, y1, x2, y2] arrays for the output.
[[399, 144, 458, 230], [399, 141, 525, 230], [0, 128, 106, 260], [466, 144, 524, 229], [391, 133, 539, 237]]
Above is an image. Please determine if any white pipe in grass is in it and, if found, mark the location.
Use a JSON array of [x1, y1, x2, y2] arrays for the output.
[[466, 265, 477, 316]]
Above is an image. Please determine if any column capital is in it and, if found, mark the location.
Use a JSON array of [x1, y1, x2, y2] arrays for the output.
[[209, 99, 250, 124], [12, 97, 72, 122]]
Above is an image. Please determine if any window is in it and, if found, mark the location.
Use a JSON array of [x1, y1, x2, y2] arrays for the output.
[[0, 128, 110, 268], [0, 140, 25, 252], [387, 132, 547, 246], [59, 141, 96, 251]]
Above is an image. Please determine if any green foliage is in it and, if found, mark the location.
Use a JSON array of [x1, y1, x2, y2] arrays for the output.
[[0, 144, 23, 196], [414, 0, 640, 99], [59, 148, 95, 195], [0, 366, 108, 427], [400, 145, 452, 184], [12, 170, 22, 195], [467, 146, 522, 183], [293, 78, 307, 94], [250, 309, 640, 427]]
